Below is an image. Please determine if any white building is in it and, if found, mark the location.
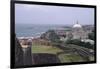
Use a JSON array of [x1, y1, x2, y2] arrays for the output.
[[56, 21, 91, 41], [71, 21, 88, 40]]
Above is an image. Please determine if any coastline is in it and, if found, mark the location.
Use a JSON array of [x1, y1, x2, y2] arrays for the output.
[[17, 36, 40, 40]]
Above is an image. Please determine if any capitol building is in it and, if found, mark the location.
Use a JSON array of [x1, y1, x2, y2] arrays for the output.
[[71, 22, 88, 39], [55, 21, 92, 42]]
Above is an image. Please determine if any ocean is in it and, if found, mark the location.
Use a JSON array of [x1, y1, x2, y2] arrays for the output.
[[15, 24, 66, 37]]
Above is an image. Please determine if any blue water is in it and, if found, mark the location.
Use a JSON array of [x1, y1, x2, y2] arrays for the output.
[[15, 24, 64, 37]]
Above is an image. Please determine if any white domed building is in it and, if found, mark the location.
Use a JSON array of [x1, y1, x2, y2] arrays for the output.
[[55, 21, 89, 41], [71, 21, 88, 39], [73, 22, 82, 28]]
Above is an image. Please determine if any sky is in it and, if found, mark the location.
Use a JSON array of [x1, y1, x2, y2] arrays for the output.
[[15, 4, 94, 25]]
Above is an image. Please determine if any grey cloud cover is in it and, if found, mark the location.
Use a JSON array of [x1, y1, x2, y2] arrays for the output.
[[15, 4, 94, 25]]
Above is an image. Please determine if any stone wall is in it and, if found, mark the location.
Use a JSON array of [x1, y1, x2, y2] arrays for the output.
[[32, 53, 60, 65]]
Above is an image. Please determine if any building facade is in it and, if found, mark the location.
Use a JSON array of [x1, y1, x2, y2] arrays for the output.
[[71, 22, 88, 40], [56, 21, 90, 41]]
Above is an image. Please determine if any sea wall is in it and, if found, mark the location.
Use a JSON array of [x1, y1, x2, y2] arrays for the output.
[[32, 53, 60, 65]]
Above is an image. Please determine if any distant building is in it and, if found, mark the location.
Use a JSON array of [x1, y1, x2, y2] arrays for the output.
[[55, 21, 92, 41], [71, 21, 88, 39], [81, 39, 94, 45]]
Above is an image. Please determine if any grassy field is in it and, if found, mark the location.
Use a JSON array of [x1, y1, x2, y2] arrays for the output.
[[32, 44, 63, 54], [58, 54, 84, 63], [32, 44, 85, 63]]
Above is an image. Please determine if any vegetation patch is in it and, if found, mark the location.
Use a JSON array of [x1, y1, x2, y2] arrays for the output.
[[32, 44, 86, 63], [32, 44, 63, 54], [58, 53, 84, 63]]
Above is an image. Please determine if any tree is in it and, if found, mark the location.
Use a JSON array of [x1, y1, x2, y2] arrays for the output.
[[48, 30, 60, 43], [40, 33, 46, 39], [65, 39, 94, 49], [40, 30, 61, 46], [88, 29, 94, 40]]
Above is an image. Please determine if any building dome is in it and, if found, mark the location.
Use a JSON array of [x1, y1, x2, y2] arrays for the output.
[[73, 22, 82, 28]]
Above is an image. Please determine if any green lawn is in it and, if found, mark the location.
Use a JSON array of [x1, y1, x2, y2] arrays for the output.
[[58, 54, 84, 63], [32, 44, 63, 54], [32, 44, 85, 63]]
